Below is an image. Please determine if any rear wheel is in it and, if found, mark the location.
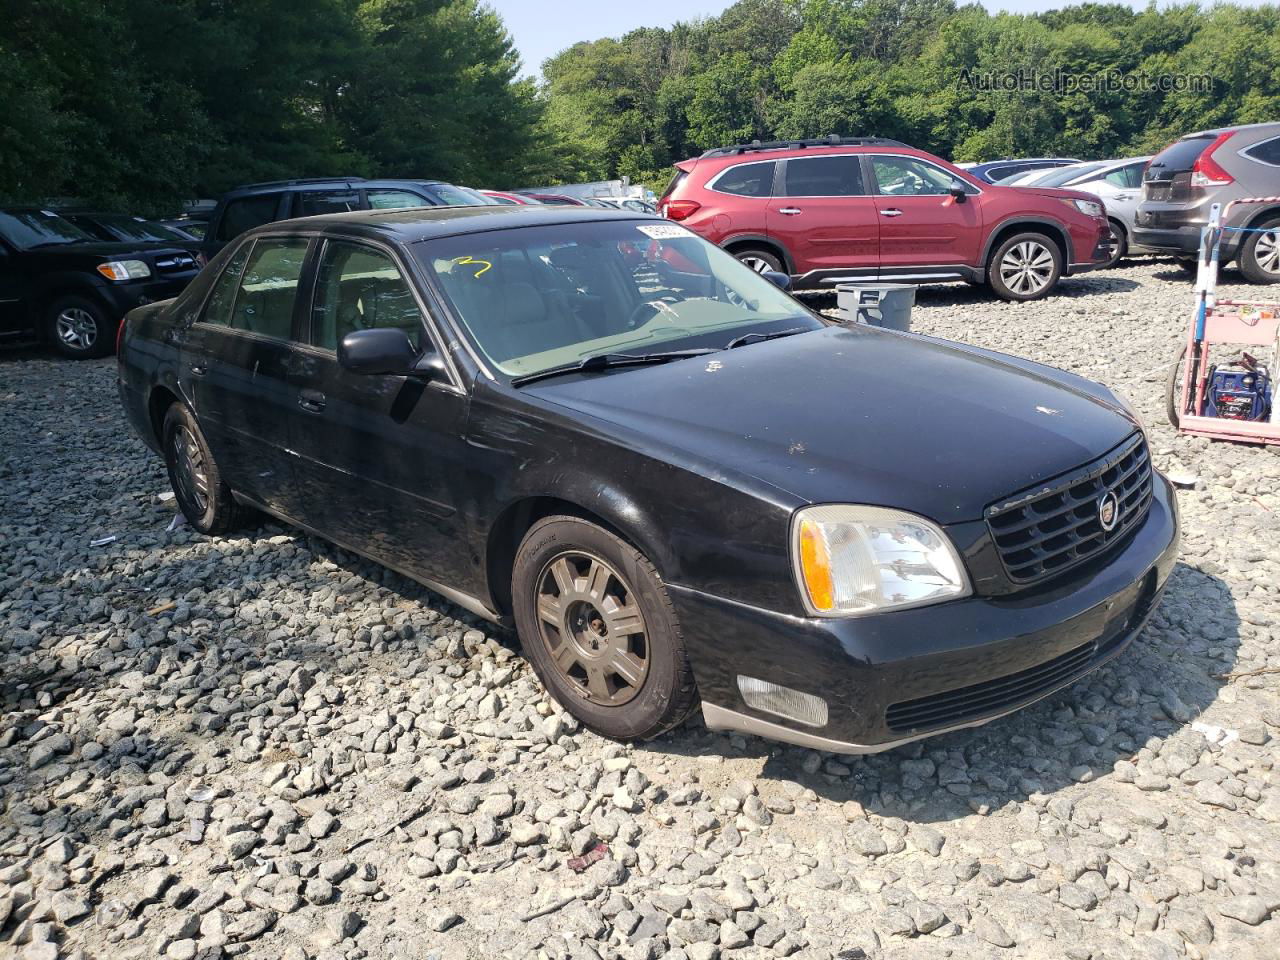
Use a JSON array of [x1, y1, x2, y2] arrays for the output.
[[46, 295, 113, 359], [1237, 217, 1280, 284], [162, 403, 251, 534], [987, 232, 1063, 301], [512, 516, 698, 741], [732, 247, 784, 275]]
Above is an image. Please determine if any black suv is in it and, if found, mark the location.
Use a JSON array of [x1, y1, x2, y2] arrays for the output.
[[201, 177, 493, 259], [0, 208, 199, 358]]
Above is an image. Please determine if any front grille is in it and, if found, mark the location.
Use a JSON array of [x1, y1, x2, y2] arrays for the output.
[[154, 253, 198, 274], [986, 434, 1152, 586], [886, 640, 1096, 732]]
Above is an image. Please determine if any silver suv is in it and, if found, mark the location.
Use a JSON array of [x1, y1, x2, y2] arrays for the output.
[[1134, 122, 1280, 283]]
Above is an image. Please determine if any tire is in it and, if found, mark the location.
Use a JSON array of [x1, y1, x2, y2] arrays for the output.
[[732, 247, 784, 275], [1166, 344, 1188, 429], [986, 232, 1063, 301], [512, 516, 698, 741], [162, 403, 251, 535], [46, 295, 114, 359], [1236, 217, 1280, 284], [1101, 220, 1128, 269]]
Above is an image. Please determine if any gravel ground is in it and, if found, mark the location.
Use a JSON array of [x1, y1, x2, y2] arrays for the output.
[[2, 258, 1279, 960]]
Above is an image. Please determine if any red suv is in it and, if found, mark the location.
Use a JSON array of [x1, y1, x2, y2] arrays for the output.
[[658, 137, 1113, 300]]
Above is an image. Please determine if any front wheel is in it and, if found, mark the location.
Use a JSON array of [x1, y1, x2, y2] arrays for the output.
[[46, 295, 114, 359], [512, 516, 698, 741], [987, 233, 1063, 301], [1237, 218, 1280, 284], [1100, 220, 1128, 269]]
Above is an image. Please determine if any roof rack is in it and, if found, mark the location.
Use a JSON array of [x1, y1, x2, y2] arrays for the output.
[[700, 135, 909, 158], [235, 177, 368, 190]]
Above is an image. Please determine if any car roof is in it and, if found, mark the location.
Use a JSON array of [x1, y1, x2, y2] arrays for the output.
[[249, 204, 646, 243], [224, 177, 448, 197], [1182, 121, 1280, 138]]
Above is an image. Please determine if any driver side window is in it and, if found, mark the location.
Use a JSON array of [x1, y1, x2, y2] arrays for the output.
[[870, 157, 953, 196], [310, 241, 424, 351]]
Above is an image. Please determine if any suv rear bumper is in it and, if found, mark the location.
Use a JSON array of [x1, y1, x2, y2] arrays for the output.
[[673, 472, 1178, 753]]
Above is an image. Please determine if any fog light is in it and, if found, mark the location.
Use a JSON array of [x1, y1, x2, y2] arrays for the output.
[[737, 676, 828, 728]]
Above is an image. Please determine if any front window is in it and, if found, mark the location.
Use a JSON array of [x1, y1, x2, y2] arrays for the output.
[[870, 157, 956, 196], [367, 189, 432, 210], [0, 210, 93, 249], [423, 183, 491, 206], [310, 241, 424, 351], [416, 220, 820, 378]]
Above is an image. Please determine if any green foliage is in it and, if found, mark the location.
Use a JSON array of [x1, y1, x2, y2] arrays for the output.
[[541, 0, 1280, 183]]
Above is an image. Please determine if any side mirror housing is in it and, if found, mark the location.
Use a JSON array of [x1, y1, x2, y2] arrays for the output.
[[761, 270, 792, 291], [338, 328, 420, 376], [949, 180, 968, 203]]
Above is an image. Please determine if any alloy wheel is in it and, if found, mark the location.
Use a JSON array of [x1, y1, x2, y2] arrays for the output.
[[172, 425, 210, 515], [535, 551, 649, 706], [739, 255, 773, 273], [999, 240, 1055, 295], [1255, 230, 1280, 275], [55, 307, 98, 351]]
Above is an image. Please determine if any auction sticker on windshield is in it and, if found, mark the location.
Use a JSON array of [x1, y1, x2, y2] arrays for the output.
[[636, 224, 694, 239]]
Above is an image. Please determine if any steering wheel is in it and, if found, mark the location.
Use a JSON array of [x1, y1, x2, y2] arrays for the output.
[[626, 295, 683, 328]]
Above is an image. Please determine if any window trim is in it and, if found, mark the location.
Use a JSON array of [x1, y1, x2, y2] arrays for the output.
[[192, 234, 314, 345], [301, 235, 464, 392], [1240, 135, 1280, 168], [865, 153, 983, 197], [704, 160, 779, 199]]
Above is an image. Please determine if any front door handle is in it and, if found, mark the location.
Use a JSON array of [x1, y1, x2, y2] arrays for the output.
[[189, 364, 207, 377], [1113, 193, 1132, 201], [777, 207, 802, 215], [880, 208, 903, 217], [298, 389, 326, 413]]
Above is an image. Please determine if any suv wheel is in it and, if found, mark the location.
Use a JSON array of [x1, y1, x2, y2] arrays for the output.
[[512, 516, 699, 741], [987, 233, 1063, 301], [1237, 217, 1280, 284], [732, 247, 784, 274], [46, 295, 112, 359], [162, 403, 252, 534]]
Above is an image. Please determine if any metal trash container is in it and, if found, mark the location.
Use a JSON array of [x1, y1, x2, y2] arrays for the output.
[[835, 283, 916, 331]]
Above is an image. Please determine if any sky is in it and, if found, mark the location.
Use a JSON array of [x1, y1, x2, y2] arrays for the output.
[[487, 0, 1251, 78]]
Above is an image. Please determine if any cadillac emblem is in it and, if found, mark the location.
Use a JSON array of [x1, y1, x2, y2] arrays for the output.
[[1098, 490, 1121, 532]]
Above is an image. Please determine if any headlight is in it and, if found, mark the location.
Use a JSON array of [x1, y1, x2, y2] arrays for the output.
[[1070, 198, 1105, 218], [792, 504, 971, 617], [96, 260, 151, 281], [1112, 388, 1146, 432]]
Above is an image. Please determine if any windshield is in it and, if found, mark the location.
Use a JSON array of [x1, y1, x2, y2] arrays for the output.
[[416, 220, 820, 378], [0, 210, 94, 249], [79, 214, 191, 244], [1025, 163, 1106, 187], [427, 183, 496, 206]]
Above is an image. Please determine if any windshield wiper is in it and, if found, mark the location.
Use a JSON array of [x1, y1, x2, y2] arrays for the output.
[[724, 326, 811, 350], [510, 348, 717, 387]]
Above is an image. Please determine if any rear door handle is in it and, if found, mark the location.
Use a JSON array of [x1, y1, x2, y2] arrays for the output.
[[189, 364, 207, 377], [298, 389, 326, 413], [880, 209, 903, 217], [777, 207, 802, 215]]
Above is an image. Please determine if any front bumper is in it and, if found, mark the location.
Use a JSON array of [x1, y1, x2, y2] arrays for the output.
[[1063, 221, 1114, 275], [674, 472, 1180, 753]]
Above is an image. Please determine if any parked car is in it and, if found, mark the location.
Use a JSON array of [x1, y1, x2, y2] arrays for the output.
[[518, 193, 585, 206], [594, 198, 660, 214], [0, 207, 198, 358], [201, 177, 491, 259], [60, 212, 202, 254], [965, 158, 1082, 184], [1135, 122, 1280, 283], [659, 136, 1112, 300], [155, 218, 208, 241], [118, 204, 1177, 751], [482, 191, 541, 205], [1017, 157, 1152, 267]]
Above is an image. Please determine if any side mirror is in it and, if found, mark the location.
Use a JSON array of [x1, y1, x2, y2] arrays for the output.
[[949, 180, 968, 204], [761, 270, 792, 291], [338, 328, 422, 376]]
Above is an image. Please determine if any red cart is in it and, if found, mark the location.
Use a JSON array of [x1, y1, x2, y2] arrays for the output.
[[1167, 197, 1280, 445]]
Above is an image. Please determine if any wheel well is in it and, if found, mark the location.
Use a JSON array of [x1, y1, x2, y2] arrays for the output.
[[1107, 217, 1128, 239], [147, 386, 180, 447], [724, 238, 792, 273], [985, 221, 1069, 267], [484, 496, 633, 619]]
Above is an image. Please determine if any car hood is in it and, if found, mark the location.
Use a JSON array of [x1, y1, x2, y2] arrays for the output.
[[27, 240, 191, 260], [526, 325, 1139, 524], [1015, 186, 1102, 204]]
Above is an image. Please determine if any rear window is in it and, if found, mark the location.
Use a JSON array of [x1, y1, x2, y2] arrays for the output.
[[1243, 136, 1280, 167], [217, 195, 279, 241], [710, 161, 775, 197], [660, 169, 687, 201], [1145, 135, 1215, 180]]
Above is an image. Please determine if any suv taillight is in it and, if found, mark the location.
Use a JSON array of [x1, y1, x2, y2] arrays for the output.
[[1191, 132, 1236, 187], [662, 200, 701, 222], [115, 313, 128, 354]]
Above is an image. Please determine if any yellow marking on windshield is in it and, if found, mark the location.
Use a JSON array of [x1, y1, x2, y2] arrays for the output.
[[452, 255, 492, 277]]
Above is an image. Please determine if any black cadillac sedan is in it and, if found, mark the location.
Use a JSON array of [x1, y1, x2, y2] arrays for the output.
[[117, 205, 1179, 751]]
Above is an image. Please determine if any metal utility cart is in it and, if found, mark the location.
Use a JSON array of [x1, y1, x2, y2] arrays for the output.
[[1167, 198, 1280, 444]]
